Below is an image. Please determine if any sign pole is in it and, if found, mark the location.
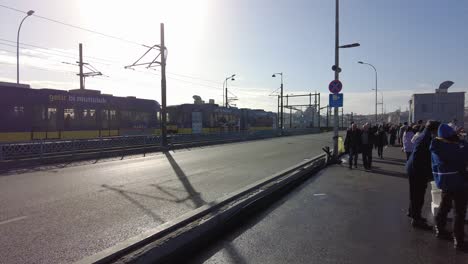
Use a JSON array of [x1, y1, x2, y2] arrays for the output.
[[333, 0, 339, 159]]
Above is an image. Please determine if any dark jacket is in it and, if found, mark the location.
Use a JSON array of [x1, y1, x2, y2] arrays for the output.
[[344, 128, 361, 152], [406, 128, 433, 182], [360, 129, 374, 151], [430, 138, 468, 191], [375, 130, 388, 146]]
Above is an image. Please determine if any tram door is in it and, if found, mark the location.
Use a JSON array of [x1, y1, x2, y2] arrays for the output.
[[192, 112, 202, 134]]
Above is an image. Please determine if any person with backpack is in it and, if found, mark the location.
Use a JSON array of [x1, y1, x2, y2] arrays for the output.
[[430, 124, 468, 250]]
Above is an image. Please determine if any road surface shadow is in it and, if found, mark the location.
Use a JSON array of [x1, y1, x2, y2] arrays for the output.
[[101, 184, 164, 223], [372, 158, 407, 167], [164, 151, 206, 208], [370, 167, 408, 179], [101, 184, 193, 204]]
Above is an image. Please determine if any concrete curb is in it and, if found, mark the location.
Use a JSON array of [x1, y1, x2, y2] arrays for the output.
[[74, 152, 328, 264]]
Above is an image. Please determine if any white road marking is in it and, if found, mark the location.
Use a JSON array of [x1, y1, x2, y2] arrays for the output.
[[0, 216, 27, 226], [313, 193, 326, 196]]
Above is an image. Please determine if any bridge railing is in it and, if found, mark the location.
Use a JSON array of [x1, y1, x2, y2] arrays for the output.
[[0, 128, 322, 161]]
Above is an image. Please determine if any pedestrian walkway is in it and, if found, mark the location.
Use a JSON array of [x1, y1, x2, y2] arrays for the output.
[[189, 147, 468, 264]]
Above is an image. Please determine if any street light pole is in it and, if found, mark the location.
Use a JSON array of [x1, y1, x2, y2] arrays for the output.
[[16, 10, 34, 84], [272, 72, 283, 135], [333, 0, 340, 158], [223, 74, 235, 108], [332, 0, 359, 158], [358, 61, 378, 123]]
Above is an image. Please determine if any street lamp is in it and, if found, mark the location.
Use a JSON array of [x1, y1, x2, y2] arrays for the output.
[[272, 72, 284, 134], [333, 0, 359, 160], [372, 89, 384, 122], [223, 74, 235, 107], [17, 10, 35, 84], [358, 61, 378, 123]]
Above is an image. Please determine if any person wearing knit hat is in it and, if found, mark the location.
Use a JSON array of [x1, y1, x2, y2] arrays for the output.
[[430, 123, 468, 250]]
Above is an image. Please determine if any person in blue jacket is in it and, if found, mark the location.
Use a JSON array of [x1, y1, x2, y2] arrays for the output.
[[430, 123, 468, 250], [406, 120, 440, 229]]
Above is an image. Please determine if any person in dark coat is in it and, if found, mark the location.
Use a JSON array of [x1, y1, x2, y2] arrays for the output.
[[389, 125, 397, 146], [360, 123, 374, 170], [406, 120, 440, 229], [430, 124, 468, 250], [375, 125, 387, 158], [344, 123, 361, 169]]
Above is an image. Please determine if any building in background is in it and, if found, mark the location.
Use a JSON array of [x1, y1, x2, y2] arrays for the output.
[[409, 81, 465, 127]]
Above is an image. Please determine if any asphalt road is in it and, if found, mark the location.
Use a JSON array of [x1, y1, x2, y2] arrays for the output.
[[0, 132, 333, 264], [190, 147, 468, 264]]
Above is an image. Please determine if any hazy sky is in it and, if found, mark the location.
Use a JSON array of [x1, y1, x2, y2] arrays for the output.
[[0, 0, 467, 114]]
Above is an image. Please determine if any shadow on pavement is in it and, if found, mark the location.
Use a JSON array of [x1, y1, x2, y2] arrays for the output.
[[372, 158, 407, 167], [101, 184, 192, 204], [370, 167, 408, 179], [164, 151, 206, 208], [101, 184, 163, 223]]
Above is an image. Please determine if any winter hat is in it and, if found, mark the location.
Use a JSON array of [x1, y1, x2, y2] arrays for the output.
[[438, 123, 456, 139]]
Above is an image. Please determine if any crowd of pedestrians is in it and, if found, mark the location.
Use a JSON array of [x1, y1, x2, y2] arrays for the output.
[[344, 119, 468, 250]]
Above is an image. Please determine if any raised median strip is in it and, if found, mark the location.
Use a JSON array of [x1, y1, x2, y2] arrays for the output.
[[74, 151, 330, 264]]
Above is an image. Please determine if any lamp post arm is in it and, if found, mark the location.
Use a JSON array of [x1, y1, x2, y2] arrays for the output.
[[17, 14, 30, 84]]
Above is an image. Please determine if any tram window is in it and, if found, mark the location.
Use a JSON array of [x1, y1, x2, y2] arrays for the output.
[[101, 110, 109, 128], [48, 108, 57, 119], [110, 110, 117, 120], [48, 108, 57, 129], [13, 106, 25, 117], [101, 110, 109, 120], [83, 109, 96, 118], [64, 109, 75, 129], [64, 109, 75, 120]]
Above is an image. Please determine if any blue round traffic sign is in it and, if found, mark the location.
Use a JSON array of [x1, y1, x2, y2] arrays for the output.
[[329, 80, 342, 94]]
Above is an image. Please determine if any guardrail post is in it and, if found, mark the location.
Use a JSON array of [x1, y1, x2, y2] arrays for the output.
[[40, 139, 44, 160], [143, 136, 146, 157], [99, 137, 103, 156]]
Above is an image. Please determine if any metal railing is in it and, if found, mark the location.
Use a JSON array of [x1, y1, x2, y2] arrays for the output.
[[0, 128, 320, 161]]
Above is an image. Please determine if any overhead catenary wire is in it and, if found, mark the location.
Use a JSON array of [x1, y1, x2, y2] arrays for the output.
[[0, 47, 77, 66], [0, 4, 149, 48], [0, 38, 116, 64], [0, 4, 235, 93], [0, 61, 76, 75]]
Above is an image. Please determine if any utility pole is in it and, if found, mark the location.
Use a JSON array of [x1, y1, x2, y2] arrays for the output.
[[280, 76, 284, 132], [124, 23, 168, 147], [66, 43, 103, 90], [277, 95, 280, 129], [225, 84, 228, 108], [341, 107, 344, 129], [160, 23, 168, 147], [79, 43, 84, 90], [318, 93, 321, 128]]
